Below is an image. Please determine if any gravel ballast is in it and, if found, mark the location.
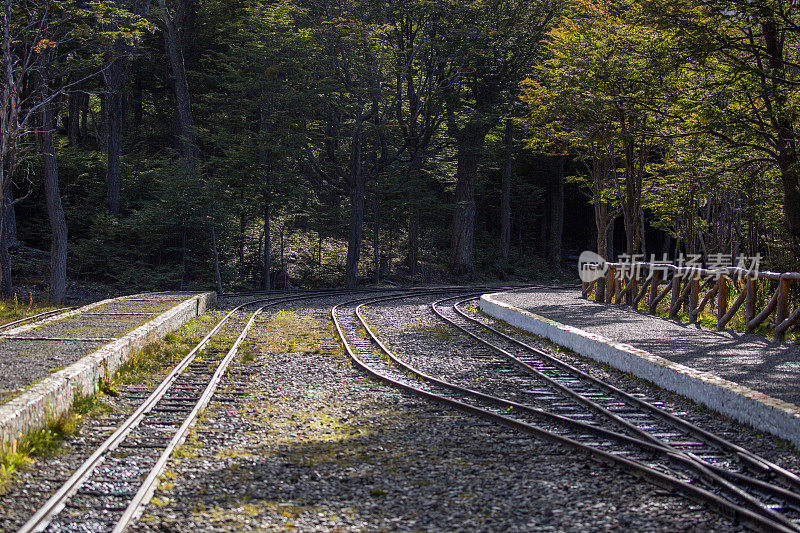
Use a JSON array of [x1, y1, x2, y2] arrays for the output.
[[130, 295, 741, 531]]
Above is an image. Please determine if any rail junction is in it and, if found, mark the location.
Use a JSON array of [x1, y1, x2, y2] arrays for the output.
[[2, 287, 800, 531]]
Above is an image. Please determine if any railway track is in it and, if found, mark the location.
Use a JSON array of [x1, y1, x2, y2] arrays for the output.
[[434, 296, 800, 525], [16, 289, 386, 533], [333, 290, 800, 533], [0, 308, 73, 334], [17, 287, 509, 532]]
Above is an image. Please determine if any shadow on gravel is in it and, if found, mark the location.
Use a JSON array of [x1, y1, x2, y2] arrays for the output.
[[158, 404, 690, 532]]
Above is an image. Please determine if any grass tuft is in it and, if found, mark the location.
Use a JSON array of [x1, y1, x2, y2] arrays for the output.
[[0, 294, 62, 327], [114, 315, 214, 386], [258, 309, 330, 354], [0, 409, 79, 493]]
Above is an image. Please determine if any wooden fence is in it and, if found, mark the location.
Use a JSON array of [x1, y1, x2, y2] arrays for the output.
[[581, 261, 800, 341]]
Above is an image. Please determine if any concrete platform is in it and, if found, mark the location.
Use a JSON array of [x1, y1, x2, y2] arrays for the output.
[[480, 287, 800, 447], [0, 292, 215, 450]]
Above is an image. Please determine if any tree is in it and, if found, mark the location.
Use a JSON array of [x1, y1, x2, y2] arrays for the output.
[[301, 3, 414, 288], [441, 0, 562, 277], [1, 0, 141, 301], [521, 0, 676, 258], [103, 0, 150, 215], [647, 0, 800, 243]]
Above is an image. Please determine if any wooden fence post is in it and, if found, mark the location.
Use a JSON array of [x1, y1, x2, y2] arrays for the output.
[[717, 276, 728, 327], [689, 275, 700, 323], [669, 274, 681, 318], [626, 278, 636, 306], [775, 276, 790, 341], [596, 276, 606, 302], [745, 276, 757, 325], [606, 267, 616, 304], [649, 270, 660, 312]]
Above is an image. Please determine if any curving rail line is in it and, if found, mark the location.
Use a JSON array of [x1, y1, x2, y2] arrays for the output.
[[333, 290, 800, 533], [431, 295, 800, 528], [18, 288, 400, 533]]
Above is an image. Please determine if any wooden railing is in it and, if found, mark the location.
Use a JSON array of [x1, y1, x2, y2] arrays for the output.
[[581, 261, 800, 341]]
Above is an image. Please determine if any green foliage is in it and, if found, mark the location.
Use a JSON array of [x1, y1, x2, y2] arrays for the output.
[[0, 410, 78, 492], [11, 0, 800, 294]]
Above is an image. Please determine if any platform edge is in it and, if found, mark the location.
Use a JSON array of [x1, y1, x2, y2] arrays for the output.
[[480, 292, 800, 449], [0, 292, 216, 451]]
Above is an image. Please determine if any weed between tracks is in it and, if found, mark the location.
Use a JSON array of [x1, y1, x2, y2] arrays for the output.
[[406, 318, 454, 342], [114, 313, 219, 386], [0, 388, 121, 493], [0, 294, 62, 327], [256, 308, 339, 355]]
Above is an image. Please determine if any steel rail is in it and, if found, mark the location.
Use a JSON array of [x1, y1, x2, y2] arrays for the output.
[[443, 295, 800, 491], [18, 287, 473, 533], [0, 307, 74, 333], [111, 303, 264, 531], [430, 296, 800, 529], [332, 291, 797, 533], [17, 288, 378, 533], [16, 294, 283, 533]]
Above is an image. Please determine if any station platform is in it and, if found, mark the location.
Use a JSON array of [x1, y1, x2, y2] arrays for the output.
[[0, 292, 215, 448], [480, 287, 800, 447]]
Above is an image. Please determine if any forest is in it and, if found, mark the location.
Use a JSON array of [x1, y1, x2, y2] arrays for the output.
[[2, 0, 799, 303]]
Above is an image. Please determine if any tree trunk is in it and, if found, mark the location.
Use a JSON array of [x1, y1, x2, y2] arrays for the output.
[[539, 202, 549, 257], [258, 100, 273, 291], [104, 57, 125, 215], [4, 183, 16, 247], [407, 150, 422, 278], [548, 155, 564, 267], [780, 170, 800, 241], [261, 202, 271, 290], [0, 161, 10, 298], [408, 206, 419, 280], [761, 21, 800, 241], [79, 92, 89, 147], [372, 195, 380, 284], [210, 220, 223, 294], [621, 138, 644, 255], [160, 0, 197, 168], [238, 209, 246, 284], [450, 122, 486, 277], [39, 94, 68, 304], [595, 201, 611, 258], [500, 118, 512, 261], [346, 179, 365, 289], [67, 90, 81, 146]]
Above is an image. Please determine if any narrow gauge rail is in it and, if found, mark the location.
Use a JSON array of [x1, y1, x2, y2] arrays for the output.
[[432, 296, 800, 529], [0, 308, 74, 333], [17, 288, 398, 533], [333, 291, 800, 532]]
